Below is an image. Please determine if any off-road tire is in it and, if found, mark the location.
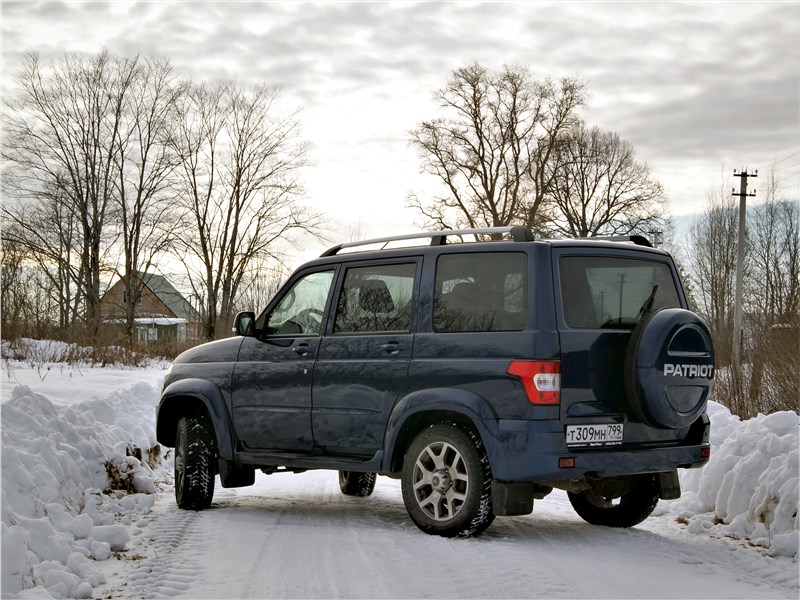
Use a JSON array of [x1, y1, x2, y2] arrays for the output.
[[338, 471, 377, 497], [175, 414, 216, 510], [401, 422, 494, 538], [568, 475, 659, 528]]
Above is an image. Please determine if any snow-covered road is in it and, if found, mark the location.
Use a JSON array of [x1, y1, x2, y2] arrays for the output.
[[98, 471, 797, 599]]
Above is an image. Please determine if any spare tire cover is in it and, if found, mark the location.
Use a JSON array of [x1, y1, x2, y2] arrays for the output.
[[625, 308, 715, 429]]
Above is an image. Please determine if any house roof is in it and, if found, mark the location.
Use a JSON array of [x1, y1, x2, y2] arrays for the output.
[[140, 273, 201, 322]]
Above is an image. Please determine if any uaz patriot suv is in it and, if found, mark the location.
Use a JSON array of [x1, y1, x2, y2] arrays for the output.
[[157, 226, 714, 537]]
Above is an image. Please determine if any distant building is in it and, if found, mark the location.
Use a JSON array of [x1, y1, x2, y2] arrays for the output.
[[100, 273, 201, 343]]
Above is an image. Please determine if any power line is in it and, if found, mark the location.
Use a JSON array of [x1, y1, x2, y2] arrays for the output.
[[768, 150, 800, 167], [774, 169, 800, 186]]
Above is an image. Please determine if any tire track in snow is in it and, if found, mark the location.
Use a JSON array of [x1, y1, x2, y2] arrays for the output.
[[120, 507, 206, 598]]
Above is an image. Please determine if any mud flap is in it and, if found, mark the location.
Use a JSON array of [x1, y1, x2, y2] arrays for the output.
[[491, 481, 534, 516], [219, 459, 255, 488], [657, 470, 681, 500]]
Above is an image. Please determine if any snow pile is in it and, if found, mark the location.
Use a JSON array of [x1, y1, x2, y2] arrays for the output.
[[1, 381, 170, 598], [672, 401, 799, 558]]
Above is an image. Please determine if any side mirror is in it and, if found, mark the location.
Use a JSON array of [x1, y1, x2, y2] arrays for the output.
[[232, 311, 256, 337]]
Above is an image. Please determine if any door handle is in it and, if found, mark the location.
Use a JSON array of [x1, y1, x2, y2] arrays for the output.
[[292, 343, 315, 356], [380, 342, 408, 354]]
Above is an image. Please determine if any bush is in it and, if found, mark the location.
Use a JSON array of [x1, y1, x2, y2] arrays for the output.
[[712, 323, 799, 419]]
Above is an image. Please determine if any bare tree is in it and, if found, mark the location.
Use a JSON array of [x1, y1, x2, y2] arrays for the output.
[[173, 81, 318, 339], [546, 126, 665, 238], [3, 50, 138, 336], [748, 170, 800, 323], [1, 238, 30, 335], [233, 256, 290, 316], [2, 174, 83, 330], [682, 167, 799, 418], [745, 166, 800, 412], [111, 55, 185, 340], [686, 184, 740, 366], [409, 63, 585, 232], [0, 252, 61, 340]]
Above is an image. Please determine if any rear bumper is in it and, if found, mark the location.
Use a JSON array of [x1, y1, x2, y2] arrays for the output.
[[482, 414, 710, 482]]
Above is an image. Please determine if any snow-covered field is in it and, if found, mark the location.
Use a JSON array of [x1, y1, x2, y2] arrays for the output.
[[1, 339, 798, 599]]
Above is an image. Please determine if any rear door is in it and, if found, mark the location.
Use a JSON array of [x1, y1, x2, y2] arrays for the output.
[[312, 260, 419, 456], [554, 249, 684, 445]]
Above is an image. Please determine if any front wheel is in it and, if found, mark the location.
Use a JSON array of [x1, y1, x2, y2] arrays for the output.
[[174, 414, 216, 510], [568, 475, 659, 528], [401, 423, 494, 538]]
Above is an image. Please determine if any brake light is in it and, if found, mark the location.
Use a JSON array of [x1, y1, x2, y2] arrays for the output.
[[507, 360, 561, 405]]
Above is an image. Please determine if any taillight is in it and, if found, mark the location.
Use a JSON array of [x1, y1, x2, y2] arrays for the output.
[[507, 360, 561, 405]]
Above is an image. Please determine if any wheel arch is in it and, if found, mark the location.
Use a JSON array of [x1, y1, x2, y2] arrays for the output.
[[157, 378, 235, 460], [383, 388, 497, 473]]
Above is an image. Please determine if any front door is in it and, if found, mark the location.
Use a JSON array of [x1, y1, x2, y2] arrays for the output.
[[232, 269, 335, 452]]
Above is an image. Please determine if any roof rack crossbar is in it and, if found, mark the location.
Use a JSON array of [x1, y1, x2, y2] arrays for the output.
[[591, 235, 653, 248], [321, 226, 533, 257]]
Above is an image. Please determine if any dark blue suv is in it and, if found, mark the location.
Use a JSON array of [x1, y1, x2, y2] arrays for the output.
[[157, 227, 714, 537]]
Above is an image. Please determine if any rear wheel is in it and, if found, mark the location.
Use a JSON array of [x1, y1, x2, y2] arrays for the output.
[[568, 475, 659, 528], [338, 471, 377, 497], [174, 414, 216, 510], [401, 423, 494, 538]]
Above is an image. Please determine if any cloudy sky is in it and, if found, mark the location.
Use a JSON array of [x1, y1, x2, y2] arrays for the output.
[[2, 1, 799, 258]]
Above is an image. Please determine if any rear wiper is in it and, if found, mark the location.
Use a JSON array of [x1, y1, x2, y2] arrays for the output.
[[637, 285, 659, 320]]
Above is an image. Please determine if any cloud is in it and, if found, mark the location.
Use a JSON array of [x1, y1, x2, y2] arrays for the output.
[[2, 0, 798, 223]]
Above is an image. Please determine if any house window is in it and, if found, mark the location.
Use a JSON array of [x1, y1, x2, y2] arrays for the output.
[[137, 327, 158, 344]]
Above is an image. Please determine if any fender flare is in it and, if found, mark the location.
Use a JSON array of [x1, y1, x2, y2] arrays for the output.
[[382, 387, 498, 472], [157, 378, 236, 460]]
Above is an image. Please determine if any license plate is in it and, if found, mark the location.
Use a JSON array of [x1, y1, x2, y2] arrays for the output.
[[566, 423, 624, 448]]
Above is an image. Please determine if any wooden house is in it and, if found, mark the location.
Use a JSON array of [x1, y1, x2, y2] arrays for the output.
[[100, 273, 201, 343]]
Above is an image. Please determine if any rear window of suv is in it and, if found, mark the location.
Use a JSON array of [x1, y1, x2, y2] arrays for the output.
[[434, 252, 527, 332], [560, 256, 681, 329]]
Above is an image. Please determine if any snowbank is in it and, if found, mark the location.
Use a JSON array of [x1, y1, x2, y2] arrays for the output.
[[1, 377, 170, 598], [671, 401, 799, 558]]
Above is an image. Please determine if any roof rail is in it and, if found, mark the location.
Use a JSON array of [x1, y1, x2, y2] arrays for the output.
[[320, 226, 534, 257], [591, 235, 653, 248]]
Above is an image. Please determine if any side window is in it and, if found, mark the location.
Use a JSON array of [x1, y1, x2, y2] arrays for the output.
[[266, 270, 334, 336], [333, 263, 416, 334], [559, 256, 681, 329], [433, 253, 528, 333]]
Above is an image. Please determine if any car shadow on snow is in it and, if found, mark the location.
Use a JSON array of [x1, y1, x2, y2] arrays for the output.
[[198, 481, 679, 552]]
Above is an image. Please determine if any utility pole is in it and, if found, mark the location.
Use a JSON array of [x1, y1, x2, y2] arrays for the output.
[[732, 168, 757, 367]]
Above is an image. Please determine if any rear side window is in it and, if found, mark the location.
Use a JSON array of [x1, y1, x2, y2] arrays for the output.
[[434, 252, 528, 333], [334, 263, 416, 334], [559, 256, 681, 329]]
